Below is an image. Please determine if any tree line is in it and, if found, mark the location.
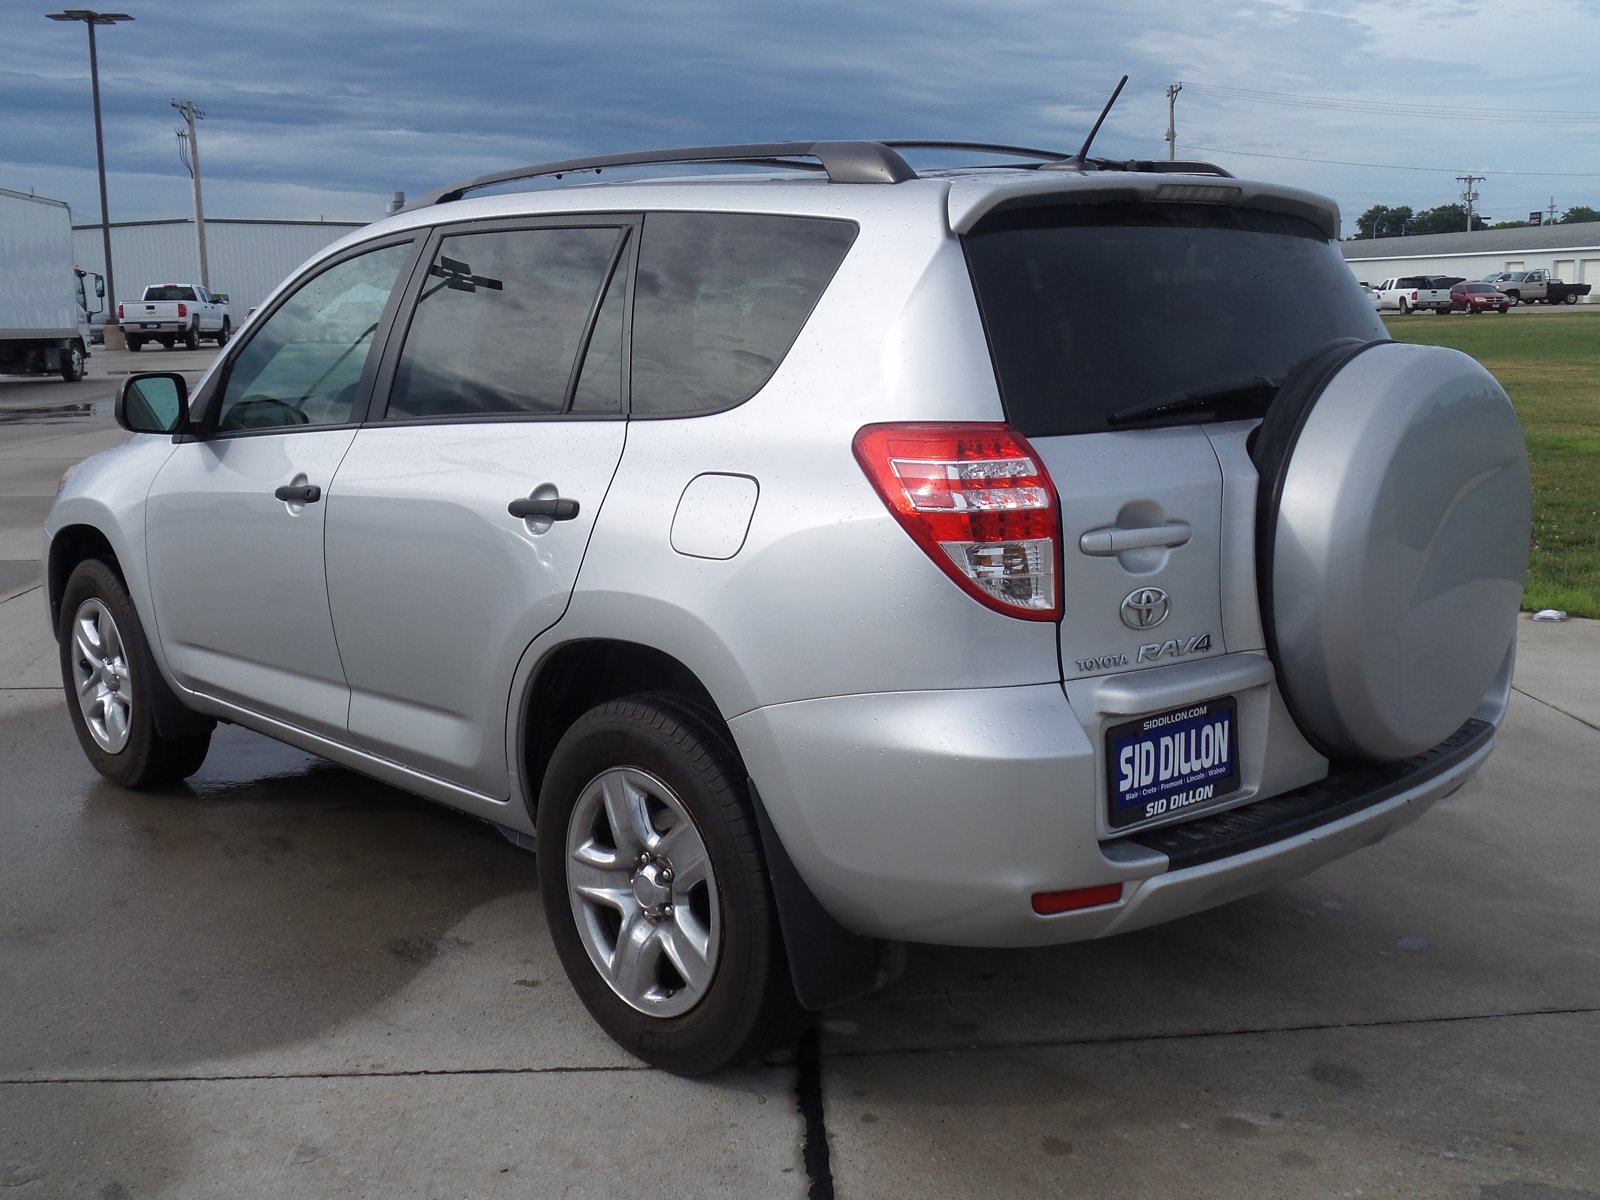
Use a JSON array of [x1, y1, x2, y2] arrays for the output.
[[1353, 203, 1600, 239]]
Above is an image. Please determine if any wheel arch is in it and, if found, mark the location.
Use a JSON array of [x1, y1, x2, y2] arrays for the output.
[[514, 638, 720, 826], [47, 523, 120, 635]]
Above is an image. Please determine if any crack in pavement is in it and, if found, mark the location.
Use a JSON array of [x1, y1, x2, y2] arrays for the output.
[[1511, 685, 1600, 734], [4, 1006, 1593, 1087]]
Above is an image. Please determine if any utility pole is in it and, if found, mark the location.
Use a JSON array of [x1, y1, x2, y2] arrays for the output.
[[171, 98, 209, 288], [1165, 82, 1183, 161], [1456, 174, 1483, 231], [1547, 197, 1560, 224]]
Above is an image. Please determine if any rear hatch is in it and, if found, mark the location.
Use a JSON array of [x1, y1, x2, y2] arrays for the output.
[[962, 198, 1385, 676], [961, 197, 1388, 832]]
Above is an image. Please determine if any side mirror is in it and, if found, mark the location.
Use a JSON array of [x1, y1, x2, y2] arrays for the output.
[[95, 277, 106, 299], [116, 373, 191, 435]]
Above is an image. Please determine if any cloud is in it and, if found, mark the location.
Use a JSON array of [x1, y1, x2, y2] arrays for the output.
[[6, 0, 1596, 232]]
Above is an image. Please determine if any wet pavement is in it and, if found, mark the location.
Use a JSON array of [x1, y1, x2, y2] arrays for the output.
[[1, 353, 1596, 1197]]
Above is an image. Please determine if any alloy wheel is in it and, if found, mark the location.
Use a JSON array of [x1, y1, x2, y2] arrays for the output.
[[565, 766, 721, 1018], [71, 597, 133, 753]]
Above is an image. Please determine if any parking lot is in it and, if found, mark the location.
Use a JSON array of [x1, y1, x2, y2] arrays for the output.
[[2, 350, 1597, 1198]]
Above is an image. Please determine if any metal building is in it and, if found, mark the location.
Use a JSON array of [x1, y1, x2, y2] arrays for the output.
[[1341, 221, 1600, 301], [72, 217, 367, 317]]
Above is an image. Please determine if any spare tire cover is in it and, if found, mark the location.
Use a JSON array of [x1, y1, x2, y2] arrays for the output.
[[1255, 340, 1530, 761]]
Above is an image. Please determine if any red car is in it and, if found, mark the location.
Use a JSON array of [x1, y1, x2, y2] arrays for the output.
[[1450, 282, 1513, 314]]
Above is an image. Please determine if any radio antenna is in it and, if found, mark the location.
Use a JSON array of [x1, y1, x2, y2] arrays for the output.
[[1073, 75, 1129, 162]]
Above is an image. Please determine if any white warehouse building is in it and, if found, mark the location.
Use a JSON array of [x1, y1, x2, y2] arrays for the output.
[[1341, 221, 1600, 302], [73, 216, 367, 317]]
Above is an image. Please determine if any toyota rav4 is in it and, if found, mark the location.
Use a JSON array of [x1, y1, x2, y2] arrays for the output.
[[44, 139, 1531, 1074]]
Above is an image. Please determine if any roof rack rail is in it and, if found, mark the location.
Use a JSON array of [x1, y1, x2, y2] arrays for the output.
[[877, 140, 1072, 164], [416, 141, 919, 207]]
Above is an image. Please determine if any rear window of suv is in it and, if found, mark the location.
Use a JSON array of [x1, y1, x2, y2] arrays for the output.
[[963, 203, 1385, 436]]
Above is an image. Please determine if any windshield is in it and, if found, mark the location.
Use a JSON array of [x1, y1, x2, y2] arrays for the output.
[[963, 203, 1385, 435]]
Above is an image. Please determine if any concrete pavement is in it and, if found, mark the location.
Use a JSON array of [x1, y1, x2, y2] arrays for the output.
[[0, 371, 1595, 1198]]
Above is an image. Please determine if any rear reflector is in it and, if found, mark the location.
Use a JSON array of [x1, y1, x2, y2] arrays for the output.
[[853, 422, 1061, 620], [1031, 884, 1123, 915]]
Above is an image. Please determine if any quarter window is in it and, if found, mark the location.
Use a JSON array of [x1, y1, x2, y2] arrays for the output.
[[216, 242, 413, 432], [387, 226, 624, 419], [630, 212, 857, 415]]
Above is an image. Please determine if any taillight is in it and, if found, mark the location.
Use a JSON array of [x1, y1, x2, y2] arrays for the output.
[[1409, 291, 1418, 300], [177, 302, 188, 318], [116, 303, 123, 319], [853, 422, 1061, 620]]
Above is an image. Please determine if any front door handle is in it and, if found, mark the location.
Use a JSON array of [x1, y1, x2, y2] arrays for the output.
[[508, 496, 580, 521], [274, 483, 322, 503]]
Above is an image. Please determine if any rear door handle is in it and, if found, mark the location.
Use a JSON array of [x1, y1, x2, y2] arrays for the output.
[[274, 483, 322, 503], [1079, 521, 1191, 556], [508, 496, 580, 521]]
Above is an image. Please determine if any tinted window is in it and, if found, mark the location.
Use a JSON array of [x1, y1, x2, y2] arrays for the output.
[[964, 203, 1386, 436], [216, 242, 413, 432], [631, 212, 857, 415], [387, 226, 622, 419], [145, 286, 197, 301]]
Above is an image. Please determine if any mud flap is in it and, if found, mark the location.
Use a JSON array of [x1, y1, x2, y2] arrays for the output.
[[748, 781, 904, 1012]]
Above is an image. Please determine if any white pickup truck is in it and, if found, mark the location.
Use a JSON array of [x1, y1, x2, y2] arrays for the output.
[[119, 283, 232, 351], [1374, 275, 1453, 314]]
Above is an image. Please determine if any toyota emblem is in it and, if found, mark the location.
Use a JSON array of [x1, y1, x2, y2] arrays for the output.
[[1120, 587, 1170, 630]]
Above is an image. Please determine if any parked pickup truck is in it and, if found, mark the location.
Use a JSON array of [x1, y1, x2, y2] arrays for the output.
[[1492, 270, 1592, 305], [1374, 276, 1452, 314], [118, 283, 232, 350]]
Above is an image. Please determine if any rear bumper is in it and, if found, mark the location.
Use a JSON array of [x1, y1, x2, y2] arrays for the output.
[[732, 677, 1495, 948]]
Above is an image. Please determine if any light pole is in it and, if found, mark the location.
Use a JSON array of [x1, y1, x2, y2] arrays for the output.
[[45, 9, 134, 318]]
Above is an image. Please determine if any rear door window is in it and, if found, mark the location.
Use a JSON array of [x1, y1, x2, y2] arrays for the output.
[[630, 212, 857, 416], [963, 203, 1385, 436], [385, 225, 628, 419]]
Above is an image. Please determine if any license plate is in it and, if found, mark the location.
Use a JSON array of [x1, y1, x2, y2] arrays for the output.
[[141, 322, 162, 329], [1106, 696, 1240, 831]]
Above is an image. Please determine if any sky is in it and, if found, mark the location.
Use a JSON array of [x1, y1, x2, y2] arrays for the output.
[[5, 0, 1599, 239]]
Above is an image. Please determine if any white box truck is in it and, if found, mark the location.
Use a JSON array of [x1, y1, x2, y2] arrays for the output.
[[0, 187, 103, 382]]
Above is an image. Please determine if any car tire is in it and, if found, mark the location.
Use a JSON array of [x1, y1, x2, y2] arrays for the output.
[[215, 318, 231, 346], [537, 692, 803, 1075], [1563, 293, 1579, 305], [61, 343, 85, 381], [160, 339, 174, 350], [1253, 339, 1529, 761], [183, 322, 199, 351], [1398, 298, 1410, 314], [59, 559, 213, 788], [126, 337, 142, 351]]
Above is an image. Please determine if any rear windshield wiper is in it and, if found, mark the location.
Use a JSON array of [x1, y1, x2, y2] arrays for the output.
[[1109, 376, 1279, 426]]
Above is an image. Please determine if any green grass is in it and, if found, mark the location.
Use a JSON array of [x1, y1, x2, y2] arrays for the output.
[[1383, 309, 1600, 617]]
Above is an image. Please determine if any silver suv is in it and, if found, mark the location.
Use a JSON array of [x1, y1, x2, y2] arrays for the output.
[[45, 140, 1531, 1074]]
